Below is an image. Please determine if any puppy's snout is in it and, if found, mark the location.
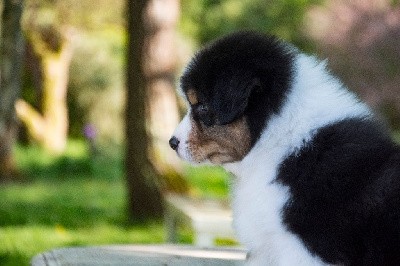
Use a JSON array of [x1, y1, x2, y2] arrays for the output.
[[169, 136, 180, 150]]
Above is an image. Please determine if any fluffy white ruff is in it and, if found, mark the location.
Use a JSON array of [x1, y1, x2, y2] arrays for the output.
[[224, 54, 371, 265]]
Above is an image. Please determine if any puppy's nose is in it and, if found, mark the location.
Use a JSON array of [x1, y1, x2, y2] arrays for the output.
[[169, 136, 180, 150]]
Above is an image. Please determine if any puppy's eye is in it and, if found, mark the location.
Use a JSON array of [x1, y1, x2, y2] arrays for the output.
[[195, 104, 214, 126], [196, 104, 209, 116]]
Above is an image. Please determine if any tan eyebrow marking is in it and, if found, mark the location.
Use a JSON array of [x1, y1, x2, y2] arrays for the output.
[[187, 89, 199, 105]]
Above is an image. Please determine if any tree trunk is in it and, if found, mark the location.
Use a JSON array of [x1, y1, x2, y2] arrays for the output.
[[126, 0, 163, 221], [143, 0, 188, 193], [0, 0, 25, 182], [15, 27, 73, 154]]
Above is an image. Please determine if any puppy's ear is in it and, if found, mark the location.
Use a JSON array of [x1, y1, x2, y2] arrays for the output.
[[215, 77, 260, 125]]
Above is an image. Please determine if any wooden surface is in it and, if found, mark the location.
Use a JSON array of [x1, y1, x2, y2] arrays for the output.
[[165, 194, 235, 246], [31, 244, 247, 266]]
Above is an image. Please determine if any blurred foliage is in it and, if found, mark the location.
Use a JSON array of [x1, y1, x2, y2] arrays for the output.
[[180, 0, 323, 51], [68, 28, 125, 143], [23, 0, 124, 30], [306, 0, 400, 130]]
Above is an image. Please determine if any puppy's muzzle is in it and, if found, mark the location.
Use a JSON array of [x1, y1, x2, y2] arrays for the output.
[[169, 136, 180, 150]]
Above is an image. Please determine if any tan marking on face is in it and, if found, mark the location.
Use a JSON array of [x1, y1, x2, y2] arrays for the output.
[[187, 89, 199, 105], [188, 116, 251, 164]]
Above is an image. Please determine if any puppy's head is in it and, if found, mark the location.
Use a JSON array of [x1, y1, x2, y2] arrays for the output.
[[169, 31, 294, 165]]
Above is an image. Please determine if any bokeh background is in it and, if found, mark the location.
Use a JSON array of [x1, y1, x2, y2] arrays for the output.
[[1, 0, 399, 265]]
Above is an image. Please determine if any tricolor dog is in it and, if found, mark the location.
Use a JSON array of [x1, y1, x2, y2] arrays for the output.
[[169, 31, 400, 265]]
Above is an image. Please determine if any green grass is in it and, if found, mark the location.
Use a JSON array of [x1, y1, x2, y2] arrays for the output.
[[0, 179, 126, 227], [0, 224, 164, 266], [184, 165, 231, 199], [1, 140, 229, 266], [0, 141, 163, 266]]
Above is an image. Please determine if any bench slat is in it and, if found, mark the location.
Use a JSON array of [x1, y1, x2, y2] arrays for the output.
[[31, 245, 247, 266]]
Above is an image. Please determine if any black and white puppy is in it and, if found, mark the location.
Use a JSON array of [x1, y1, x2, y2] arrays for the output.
[[169, 31, 400, 265]]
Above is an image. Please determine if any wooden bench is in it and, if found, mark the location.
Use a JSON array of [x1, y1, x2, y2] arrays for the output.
[[164, 194, 236, 246], [31, 245, 247, 265]]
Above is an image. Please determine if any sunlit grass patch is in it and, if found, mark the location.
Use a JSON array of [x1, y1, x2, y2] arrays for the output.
[[0, 179, 126, 227], [184, 165, 231, 199]]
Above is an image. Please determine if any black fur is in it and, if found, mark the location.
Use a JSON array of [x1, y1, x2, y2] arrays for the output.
[[278, 118, 400, 265], [180, 31, 294, 146]]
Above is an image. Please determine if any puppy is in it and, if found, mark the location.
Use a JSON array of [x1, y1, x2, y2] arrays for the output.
[[169, 31, 400, 265]]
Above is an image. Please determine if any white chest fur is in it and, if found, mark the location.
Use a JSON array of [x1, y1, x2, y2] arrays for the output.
[[226, 143, 326, 265]]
